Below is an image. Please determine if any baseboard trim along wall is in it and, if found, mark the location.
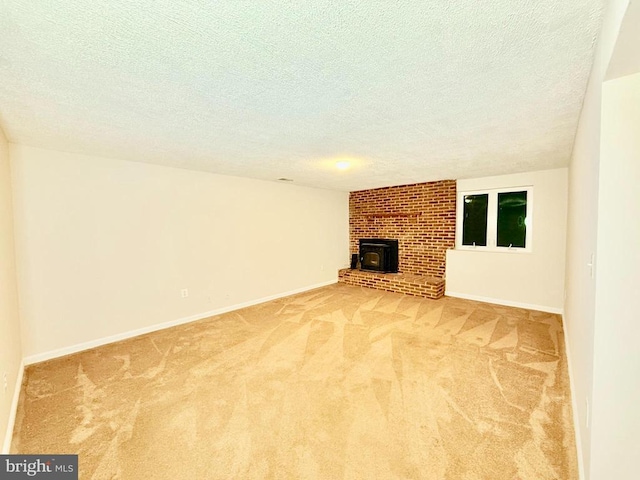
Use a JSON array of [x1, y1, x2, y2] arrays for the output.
[[23, 280, 338, 366], [561, 314, 586, 480], [444, 291, 563, 314], [2, 360, 24, 454]]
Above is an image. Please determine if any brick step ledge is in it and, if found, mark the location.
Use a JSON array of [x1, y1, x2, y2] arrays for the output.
[[338, 268, 444, 299]]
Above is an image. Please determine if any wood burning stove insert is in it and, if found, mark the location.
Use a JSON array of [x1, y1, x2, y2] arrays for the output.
[[359, 238, 398, 273]]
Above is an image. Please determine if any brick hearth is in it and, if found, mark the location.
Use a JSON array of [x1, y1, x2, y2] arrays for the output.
[[338, 268, 445, 299]]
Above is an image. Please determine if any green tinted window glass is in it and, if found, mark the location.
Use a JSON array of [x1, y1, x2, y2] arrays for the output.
[[462, 194, 488, 246], [497, 191, 527, 248]]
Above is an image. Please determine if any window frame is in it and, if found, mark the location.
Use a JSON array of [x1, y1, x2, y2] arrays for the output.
[[456, 185, 533, 253]]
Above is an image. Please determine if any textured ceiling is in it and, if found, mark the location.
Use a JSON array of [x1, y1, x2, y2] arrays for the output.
[[0, 1, 603, 191]]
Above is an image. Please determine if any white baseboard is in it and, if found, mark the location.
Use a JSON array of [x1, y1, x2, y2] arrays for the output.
[[24, 280, 337, 366], [562, 313, 586, 480], [444, 290, 563, 314], [2, 360, 24, 454]]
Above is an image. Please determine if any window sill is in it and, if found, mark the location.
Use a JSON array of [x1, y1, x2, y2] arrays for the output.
[[454, 246, 532, 254]]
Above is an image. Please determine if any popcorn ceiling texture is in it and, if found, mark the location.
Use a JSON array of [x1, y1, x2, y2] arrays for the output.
[[0, 1, 603, 191]]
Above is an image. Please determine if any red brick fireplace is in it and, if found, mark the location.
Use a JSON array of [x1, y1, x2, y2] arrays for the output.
[[339, 180, 456, 298]]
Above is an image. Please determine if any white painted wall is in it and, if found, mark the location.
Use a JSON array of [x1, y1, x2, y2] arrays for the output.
[[590, 71, 640, 479], [445, 168, 568, 312], [0, 127, 23, 452], [563, 0, 629, 477], [10, 145, 349, 360]]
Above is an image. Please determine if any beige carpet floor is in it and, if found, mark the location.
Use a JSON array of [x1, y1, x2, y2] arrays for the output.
[[11, 284, 577, 479]]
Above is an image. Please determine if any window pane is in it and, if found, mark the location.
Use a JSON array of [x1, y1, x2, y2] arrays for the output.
[[462, 194, 488, 246], [497, 191, 527, 248]]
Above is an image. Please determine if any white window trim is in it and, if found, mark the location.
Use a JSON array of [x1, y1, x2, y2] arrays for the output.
[[455, 185, 533, 253]]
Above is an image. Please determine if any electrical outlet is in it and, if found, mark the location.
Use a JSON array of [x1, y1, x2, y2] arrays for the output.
[[586, 398, 590, 429], [587, 253, 596, 279], [3, 372, 7, 393], [181, 289, 189, 298]]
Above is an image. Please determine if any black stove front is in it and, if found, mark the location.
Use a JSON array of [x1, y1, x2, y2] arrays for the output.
[[359, 238, 398, 273]]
